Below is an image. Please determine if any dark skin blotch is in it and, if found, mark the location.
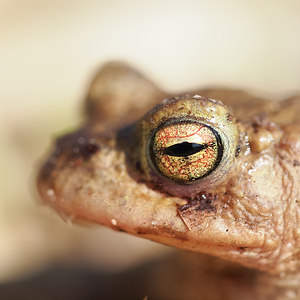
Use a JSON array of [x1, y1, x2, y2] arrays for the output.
[[78, 142, 99, 160], [39, 127, 100, 183], [293, 160, 300, 167], [178, 193, 217, 213], [235, 145, 241, 157]]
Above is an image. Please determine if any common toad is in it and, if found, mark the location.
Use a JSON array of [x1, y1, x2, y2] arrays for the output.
[[37, 63, 300, 298]]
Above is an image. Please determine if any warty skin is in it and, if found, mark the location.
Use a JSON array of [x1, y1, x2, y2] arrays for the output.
[[37, 62, 300, 299]]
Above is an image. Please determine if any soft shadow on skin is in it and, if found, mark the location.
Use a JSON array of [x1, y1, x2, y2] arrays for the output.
[[116, 122, 169, 198], [0, 251, 261, 300], [116, 121, 173, 195], [116, 123, 147, 183]]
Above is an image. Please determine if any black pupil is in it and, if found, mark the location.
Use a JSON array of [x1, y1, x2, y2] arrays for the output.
[[164, 142, 208, 157]]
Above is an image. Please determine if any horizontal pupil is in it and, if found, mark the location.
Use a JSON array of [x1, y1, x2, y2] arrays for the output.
[[164, 142, 208, 157]]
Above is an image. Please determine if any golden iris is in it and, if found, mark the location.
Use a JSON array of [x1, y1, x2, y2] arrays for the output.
[[150, 120, 223, 183]]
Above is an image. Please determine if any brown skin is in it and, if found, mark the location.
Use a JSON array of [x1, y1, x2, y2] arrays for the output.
[[37, 62, 300, 297]]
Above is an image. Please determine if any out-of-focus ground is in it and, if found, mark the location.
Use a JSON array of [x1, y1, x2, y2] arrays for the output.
[[0, 0, 300, 289]]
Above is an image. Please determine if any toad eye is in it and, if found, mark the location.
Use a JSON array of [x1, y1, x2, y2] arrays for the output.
[[138, 96, 239, 195], [150, 122, 223, 183]]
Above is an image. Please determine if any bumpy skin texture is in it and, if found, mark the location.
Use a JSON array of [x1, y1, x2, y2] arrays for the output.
[[37, 63, 300, 296]]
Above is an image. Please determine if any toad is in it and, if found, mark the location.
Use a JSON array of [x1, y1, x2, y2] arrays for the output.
[[37, 63, 300, 298]]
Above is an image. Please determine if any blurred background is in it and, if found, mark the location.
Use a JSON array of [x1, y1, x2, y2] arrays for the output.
[[0, 0, 300, 298]]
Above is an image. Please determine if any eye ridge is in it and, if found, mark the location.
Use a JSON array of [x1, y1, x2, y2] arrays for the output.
[[164, 142, 208, 157]]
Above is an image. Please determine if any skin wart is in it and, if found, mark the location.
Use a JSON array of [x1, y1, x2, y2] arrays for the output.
[[37, 63, 300, 296]]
